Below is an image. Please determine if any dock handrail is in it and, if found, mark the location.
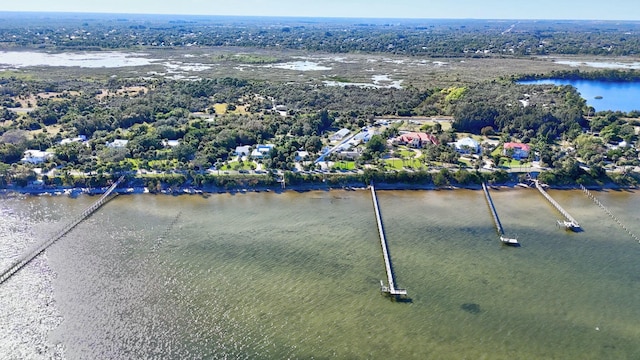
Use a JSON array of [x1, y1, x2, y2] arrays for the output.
[[482, 183, 504, 235], [0, 176, 125, 284], [482, 183, 518, 245], [580, 185, 639, 243], [533, 180, 580, 228], [370, 184, 407, 296]]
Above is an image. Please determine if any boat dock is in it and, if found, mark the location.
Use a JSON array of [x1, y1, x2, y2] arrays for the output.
[[370, 184, 407, 296], [482, 183, 518, 246], [533, 180, 580, 230], [0, 176, 125, 285]]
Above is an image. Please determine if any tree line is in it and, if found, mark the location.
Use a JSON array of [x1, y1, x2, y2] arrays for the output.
[[1, 14, 640, 57]]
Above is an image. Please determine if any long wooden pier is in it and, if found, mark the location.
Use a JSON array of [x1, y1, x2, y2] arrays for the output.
[[482, 183, 518, 246], [533, 180, 580, 230], [482, 183, 504, 235], [580, 185, 639, 243], [0, 176, 125, 285], [370, 184, 407, 296]]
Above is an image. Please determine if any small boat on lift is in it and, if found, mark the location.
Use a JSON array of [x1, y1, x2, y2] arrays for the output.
[[557, 220, 580, 231], [500, 235, 519, 246]]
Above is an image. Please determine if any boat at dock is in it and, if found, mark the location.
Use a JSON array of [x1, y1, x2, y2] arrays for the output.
[[500, 236, 519, 246], [534, 180, 580, 231], [557, 220, 580, 231], [482, 182, 520, 246]]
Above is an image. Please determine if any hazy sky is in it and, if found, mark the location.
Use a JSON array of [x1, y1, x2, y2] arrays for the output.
[[1, 0, 639, 20]]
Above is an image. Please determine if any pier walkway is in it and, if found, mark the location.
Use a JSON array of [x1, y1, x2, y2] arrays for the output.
[[580, 185, 640, 243], [533, 180, 580, 230], [482, 183, 518, 245], [0, 176, 125, 285], [370, 184, 407, 296]]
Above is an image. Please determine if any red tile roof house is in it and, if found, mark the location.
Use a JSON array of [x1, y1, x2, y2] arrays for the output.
[[503, 142, 530, 160], [394, 132, 440, 148]]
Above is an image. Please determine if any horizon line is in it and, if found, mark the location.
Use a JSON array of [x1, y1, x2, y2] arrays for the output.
[[0, 10, 637, 22]]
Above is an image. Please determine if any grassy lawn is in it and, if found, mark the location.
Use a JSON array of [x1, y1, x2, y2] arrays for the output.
[[499, 158, 531, 168], [422, 120, 452, 131], [148, 159, 180, 170], [125, 158, 140, 170], [29, 124, 62, 137], [490, 146, 502, 157], [213, 103, 228, 114], [213, 103, 249, 115], [332, 161, 357, 170], [221, 161, 256, 171], [458, 158, 472, 167], [397, 149, 419, 158], [384, 158, 423, 170], [456, 132, 485, 141]]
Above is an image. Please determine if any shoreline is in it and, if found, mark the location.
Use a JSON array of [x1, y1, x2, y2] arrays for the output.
[[1, 181, 636, 198]]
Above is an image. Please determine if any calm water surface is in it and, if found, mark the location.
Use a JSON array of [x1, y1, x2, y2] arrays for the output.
[[1, 189, 639, 359], [519, 79, 640, 113]]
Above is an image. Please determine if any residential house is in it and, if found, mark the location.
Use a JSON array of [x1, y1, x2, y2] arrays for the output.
[[353, 130, 373, 143], [274, 105, 288, 117], [393, 132, 439, 148], [251, 144, 275, 159], [336, 148, 361, 160], [235, 145, 251, 157], [163, 140, 180, 148], [60, 135, 87, 145], [21, 150, 53, 164], [454, 137, 480, 154], [330, 128, 350, 141], [503, 142, 530, 160], [107, 139, 129, 148]]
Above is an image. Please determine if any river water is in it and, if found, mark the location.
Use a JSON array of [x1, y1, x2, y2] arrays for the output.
[[1, 189, 639, 359]]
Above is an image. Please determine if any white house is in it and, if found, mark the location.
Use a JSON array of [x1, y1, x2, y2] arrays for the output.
[[330, 128, 350, 141], [454, 137, 481, 154], [353, 130, 373, 143], [163, 140, 180, 148], [235, 145, 251, 157], [60, 135, 87, 145], [21, 150, 53, 164], [337, 148, 361, 159], [251, 144, 275, 159], [107, 139, 129, 148]]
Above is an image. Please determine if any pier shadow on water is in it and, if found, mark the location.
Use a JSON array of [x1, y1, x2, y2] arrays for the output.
[[392, 295, 413, 303]]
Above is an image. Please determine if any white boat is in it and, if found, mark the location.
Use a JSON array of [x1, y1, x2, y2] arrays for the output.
[[500, 236, 519, 246], [557, 220, 580, 231]]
